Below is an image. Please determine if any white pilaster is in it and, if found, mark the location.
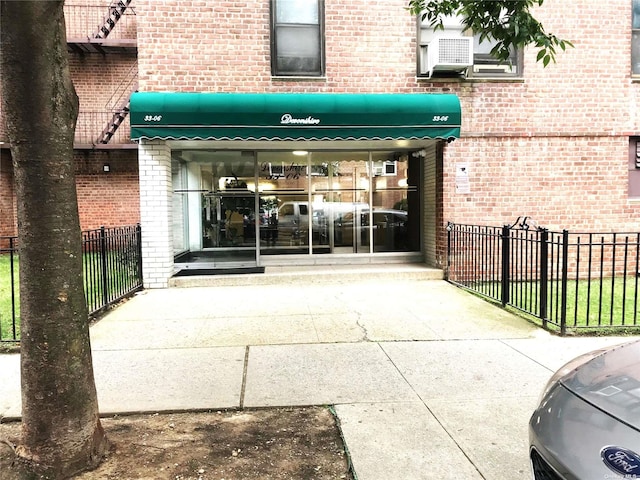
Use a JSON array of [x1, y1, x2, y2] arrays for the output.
[[138, 140, 173, 288]]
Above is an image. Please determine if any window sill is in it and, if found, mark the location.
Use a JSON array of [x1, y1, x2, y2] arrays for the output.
[[416, 76, 524, 84], [272, 76, 327, 82]]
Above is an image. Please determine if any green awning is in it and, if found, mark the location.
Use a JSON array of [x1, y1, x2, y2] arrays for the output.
[[130, 92, 461, 142]]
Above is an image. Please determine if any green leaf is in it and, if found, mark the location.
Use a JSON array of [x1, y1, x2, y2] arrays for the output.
[[409, 0, 573, 68]]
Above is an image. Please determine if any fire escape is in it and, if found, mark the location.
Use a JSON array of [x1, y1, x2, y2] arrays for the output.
[[66, 1, 137, 148]]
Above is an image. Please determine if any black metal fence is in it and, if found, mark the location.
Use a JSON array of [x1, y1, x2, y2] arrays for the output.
[[0, 225, 142, 343], [447, 220, 640, 335]]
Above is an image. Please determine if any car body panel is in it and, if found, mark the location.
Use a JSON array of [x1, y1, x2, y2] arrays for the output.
[[560, 340, 640, 429], [530, 382, 640, 479], [529, 340, 640, 480]]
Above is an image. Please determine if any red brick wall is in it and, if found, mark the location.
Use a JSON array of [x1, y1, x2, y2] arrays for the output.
[[133, 0, 640, 237], [0, 150, 140, 234], [70, 54, 138, 110], [0, 150, 16, 238], [74, 151, 140, 230], [0, 2, 140, 236], [443, 136, 636, 231], [8, 0, 640, 243], [136, 0, 416, 93]]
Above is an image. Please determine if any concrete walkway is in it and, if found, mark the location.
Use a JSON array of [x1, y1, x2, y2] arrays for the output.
[[0, 266, 635, 479]]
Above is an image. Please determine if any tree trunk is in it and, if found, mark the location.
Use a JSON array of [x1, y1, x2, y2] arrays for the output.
[[0, 1, 109, 478]]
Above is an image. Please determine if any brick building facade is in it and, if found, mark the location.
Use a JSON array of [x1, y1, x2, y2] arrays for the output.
[[1, 0, 638, 288]]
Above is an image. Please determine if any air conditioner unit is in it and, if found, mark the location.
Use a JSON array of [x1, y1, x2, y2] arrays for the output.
[[421, 37, 473, 77], [372, 161, 397, 176]]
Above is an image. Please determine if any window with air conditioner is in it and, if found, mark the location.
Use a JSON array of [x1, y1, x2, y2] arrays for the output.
[[271, 0, 324, 77], [470, 34, 521, 77], [417, 14, 521, 78], [629, 137, 640, 198], [371, 161, 397, 177]]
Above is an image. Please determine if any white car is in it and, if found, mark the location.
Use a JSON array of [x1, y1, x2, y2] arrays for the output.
[[529, 339, 640, 479]]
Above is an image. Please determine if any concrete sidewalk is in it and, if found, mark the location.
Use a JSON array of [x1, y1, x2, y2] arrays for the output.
[[0, 270, 635, 479]]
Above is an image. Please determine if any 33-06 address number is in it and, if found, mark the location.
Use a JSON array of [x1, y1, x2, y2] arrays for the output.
[[144, 115, 163, 122], [432, 115, 449, 122]]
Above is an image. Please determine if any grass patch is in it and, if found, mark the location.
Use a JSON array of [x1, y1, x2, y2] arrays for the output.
[[459, 276, 640, 335], [0, 254, 20, 342], [562, 277, 639, 329], [1, 250, 141, 343]]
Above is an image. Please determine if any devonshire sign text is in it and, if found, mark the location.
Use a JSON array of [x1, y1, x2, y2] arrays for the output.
[[280, 113, 320, 125]]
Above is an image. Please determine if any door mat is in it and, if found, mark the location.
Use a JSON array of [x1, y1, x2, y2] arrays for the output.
[[173, 266, 265, 276]]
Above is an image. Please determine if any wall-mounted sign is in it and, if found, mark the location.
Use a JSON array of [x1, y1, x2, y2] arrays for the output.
[[455, 163, 470, 194]]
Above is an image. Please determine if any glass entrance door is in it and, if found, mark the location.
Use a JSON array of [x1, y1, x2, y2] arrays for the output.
[[309, 152, 370, 254], [255, 151, 372, 256], [173, 148, 419, 270]]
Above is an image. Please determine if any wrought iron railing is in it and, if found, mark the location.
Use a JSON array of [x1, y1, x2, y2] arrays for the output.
[[447, 220, 640, 335], [1, 111, 134, 147], [75, 111, 134, 145], [64, 4, 137, 41], [0, 225, 142, 343]]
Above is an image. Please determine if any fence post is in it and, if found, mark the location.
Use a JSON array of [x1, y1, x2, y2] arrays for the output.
[[445, 222, 452, 281], [560, 229, 569, 336], [539, 228, 548, 329], [135, 223, 143, 284], [9, 237, 17, 340], [501, 224, 510, 306], [100, 226, 109, 308]]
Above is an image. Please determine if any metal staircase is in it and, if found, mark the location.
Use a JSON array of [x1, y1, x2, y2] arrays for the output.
[[93, 0, 133, 39], [96, 82, 138, 145]]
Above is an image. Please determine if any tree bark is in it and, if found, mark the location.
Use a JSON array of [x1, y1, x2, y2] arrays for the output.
[[0, 1, 109, 478]]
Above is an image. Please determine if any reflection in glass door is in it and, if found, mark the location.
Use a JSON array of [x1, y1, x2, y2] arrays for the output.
[[173, 148, 419, 269], [173, 150, 259, 267], [309, 152, 370, 254], [368, 151, 413, 252], [255, 150, 417, 257], [257, 151, 310, 255]]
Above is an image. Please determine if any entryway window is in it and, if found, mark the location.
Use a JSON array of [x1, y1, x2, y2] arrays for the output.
[[171, 149, 421, 268], [271, 0, 324, 76]]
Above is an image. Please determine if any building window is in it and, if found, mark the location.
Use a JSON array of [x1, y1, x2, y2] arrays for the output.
[[630, 138, 640, 198], [633, 0, 640, 75], [271, 0, 324, 77], [470, 35, 520, 77], [417, 15, 520, 78]]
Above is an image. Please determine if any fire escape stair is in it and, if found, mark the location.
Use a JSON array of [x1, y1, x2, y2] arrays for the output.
[[97, 83, 138, 145], [93, 0, 133, 39]]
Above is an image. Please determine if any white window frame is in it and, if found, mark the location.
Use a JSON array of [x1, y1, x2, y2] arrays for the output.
[[271, 0, 324, 77]]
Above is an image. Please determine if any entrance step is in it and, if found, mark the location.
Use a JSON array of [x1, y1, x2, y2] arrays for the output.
[[168, 263, 443, 288]]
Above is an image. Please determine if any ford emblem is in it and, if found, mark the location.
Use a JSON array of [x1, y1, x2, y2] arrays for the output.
[[601, 446, 640, 477]]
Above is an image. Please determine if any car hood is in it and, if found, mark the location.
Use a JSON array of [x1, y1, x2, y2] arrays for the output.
[[560, 340, 640, 431]]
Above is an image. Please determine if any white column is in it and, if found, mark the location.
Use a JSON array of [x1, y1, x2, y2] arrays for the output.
[[138, 140, 173, 288]]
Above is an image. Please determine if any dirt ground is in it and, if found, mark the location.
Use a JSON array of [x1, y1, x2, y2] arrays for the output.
[[0, 407, 355, 480]]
